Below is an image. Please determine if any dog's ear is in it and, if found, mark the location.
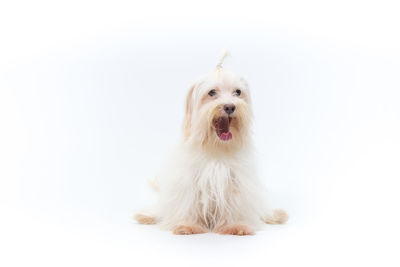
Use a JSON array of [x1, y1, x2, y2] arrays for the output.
[[183, 84, 195, 140]]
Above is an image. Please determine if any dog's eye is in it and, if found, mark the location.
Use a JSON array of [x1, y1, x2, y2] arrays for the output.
[[208, 89, 217, 96], [235, 89, 241, 96]]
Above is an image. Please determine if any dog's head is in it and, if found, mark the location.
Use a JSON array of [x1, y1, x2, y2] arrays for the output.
[[183, 53, 252, 153]]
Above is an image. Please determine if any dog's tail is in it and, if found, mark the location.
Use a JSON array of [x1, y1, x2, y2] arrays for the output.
[[216, 49, 230, 69], [148, 176, 160, 192], [134, 177, 159, 225], [134, 212, 157, 225]]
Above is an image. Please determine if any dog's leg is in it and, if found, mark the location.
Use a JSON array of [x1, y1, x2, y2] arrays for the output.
[[134, 212, 157, 225], [264, 209, 289, 224], [173, 224, 207, 235], [214, 223, 254, 235]]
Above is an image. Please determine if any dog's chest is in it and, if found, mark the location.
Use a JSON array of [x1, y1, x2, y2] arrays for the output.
[[187, 159, 243, 226], [193, 159, 239, 201]]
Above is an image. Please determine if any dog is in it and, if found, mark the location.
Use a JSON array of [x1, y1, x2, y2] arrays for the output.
[[134, 51, 288, 235]]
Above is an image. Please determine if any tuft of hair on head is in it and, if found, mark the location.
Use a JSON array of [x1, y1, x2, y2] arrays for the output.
[[215, 49, 231, 69]]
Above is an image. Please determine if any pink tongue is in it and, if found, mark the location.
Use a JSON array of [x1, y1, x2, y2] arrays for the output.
[[220, 132, 232, 141]]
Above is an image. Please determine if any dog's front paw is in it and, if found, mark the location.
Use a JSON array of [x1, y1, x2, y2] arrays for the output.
[[215, 224, 254, 236], [173, 224, 207, 235]]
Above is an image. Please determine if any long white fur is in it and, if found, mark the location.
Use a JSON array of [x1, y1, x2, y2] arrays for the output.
[[153, 141, 269, 230], [215, 49, 231, 69], [136, 52, 283, 233]]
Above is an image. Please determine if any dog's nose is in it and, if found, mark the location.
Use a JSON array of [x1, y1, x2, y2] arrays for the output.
[[223, 104, 236, 115]]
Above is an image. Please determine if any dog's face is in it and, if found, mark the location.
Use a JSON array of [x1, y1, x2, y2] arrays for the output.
[[183, 68, 252, 153]]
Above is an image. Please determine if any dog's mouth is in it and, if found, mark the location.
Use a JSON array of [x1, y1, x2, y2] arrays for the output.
[[214, 116, 232, 141]]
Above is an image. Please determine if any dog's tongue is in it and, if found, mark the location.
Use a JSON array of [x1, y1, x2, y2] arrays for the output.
[[220, 132, 232, 141], [216, 117, 232, 141]]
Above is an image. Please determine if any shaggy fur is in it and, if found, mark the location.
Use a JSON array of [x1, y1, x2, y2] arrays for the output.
[[135, 51, 288, 235]]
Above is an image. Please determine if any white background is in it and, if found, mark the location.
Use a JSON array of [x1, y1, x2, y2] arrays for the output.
[[1, 0, 399, 266]]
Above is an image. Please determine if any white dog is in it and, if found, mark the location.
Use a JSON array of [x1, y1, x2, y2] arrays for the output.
[[135, 51, 288, 235]]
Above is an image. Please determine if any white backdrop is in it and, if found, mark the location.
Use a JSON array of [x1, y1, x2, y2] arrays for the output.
[[1, 1, 399, 266]]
